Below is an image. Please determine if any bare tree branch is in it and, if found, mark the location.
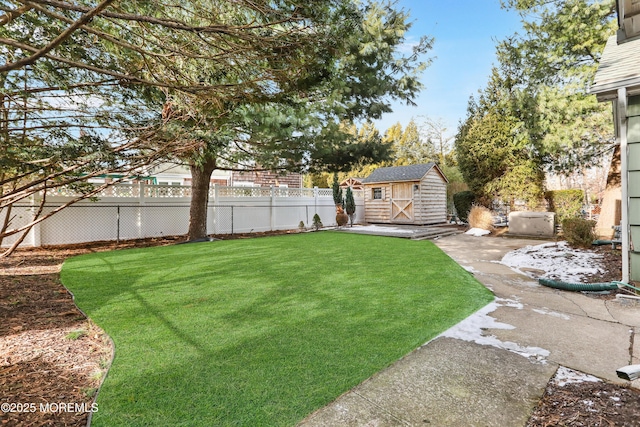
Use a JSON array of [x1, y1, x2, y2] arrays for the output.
[[0, 2, 33, 26], [0, 181, 47, 257]]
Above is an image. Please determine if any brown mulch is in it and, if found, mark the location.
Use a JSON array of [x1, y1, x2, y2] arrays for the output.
[[577, 244, 623, 284], [1, 251, 112, 427], [580, 244, 635, 300], [527, 373, 640, 427], [0, 231, 638, 426]]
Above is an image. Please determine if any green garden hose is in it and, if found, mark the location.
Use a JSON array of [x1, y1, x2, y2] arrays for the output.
[[592, 240, 613, 246], [613, 281, 640, 292], [538, 278, 619, 292]]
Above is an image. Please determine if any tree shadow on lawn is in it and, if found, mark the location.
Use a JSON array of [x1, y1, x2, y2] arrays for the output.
[[88, 286, 486, 425], [60, 240, 279, 311], [62, 235, 493, 426], [88, 292, 451, 427]]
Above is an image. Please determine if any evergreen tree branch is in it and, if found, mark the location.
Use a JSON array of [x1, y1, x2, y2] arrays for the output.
[[0, 0, 116, 73]]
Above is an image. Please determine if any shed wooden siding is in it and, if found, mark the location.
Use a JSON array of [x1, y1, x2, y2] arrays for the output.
[[364, 183, 392, 223], [416, 169, 447, 224], [363, 168, 447, 225]]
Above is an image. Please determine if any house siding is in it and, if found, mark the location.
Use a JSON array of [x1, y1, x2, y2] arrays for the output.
[[231, 170, 303, 188], [627, 96, 640, 280], [591, 5, 640, 283]]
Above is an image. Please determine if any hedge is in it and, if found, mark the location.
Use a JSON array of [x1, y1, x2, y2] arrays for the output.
[[545, 189, 584, 222], [453, 191, 475, 222]]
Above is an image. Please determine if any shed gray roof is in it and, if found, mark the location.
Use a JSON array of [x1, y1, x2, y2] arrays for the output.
[[362, 163, 446, 184], [591, 35, 640, 100]]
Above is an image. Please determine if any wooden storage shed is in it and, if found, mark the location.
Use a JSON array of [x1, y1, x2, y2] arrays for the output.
[[361, 163, 448, 225]]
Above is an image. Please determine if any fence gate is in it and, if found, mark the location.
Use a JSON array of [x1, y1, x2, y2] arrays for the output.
[[391, 183, 414, 222]]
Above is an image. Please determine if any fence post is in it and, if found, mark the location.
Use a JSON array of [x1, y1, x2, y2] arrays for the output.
[[212, 183, 218, 235], [231, 206, 234, 235], [270, 185, 275, 231], [138, 181, 145, 239], [30, 194, 42, 247], [116, 205, 120, 244]]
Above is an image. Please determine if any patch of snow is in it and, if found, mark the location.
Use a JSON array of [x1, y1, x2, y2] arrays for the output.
[[532, 308, 571, 320], [552, 366, 601, 387], [498, 297, 523, 310], [437, 300, 550, 363], [500, 241, 604, 283], [466, 228, 490, 237]]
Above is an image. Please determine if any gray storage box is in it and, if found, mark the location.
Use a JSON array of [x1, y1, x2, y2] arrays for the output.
[[508, 212, 556, 237]]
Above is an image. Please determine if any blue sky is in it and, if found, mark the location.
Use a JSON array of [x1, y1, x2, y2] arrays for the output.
[[373, 0, 524, 135]]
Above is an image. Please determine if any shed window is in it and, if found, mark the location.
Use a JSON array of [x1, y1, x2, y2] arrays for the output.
[[372, 187, 382, 200]]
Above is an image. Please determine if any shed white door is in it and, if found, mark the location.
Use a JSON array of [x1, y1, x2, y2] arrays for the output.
[[391, 183, 414, 222]]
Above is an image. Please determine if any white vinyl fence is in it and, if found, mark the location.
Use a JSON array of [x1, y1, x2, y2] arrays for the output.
[[2, 184, 364, 248]]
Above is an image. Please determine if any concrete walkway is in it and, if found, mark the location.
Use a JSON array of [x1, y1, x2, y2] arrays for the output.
[[298, 234, 640, 426]]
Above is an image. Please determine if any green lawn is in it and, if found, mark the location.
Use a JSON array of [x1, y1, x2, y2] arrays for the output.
[[61, 232, 493, 426]]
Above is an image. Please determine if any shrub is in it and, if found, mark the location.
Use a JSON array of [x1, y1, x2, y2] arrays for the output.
[[447, 181, 468, 216], [345, 187, 356, 226], [562, 218, 596, 248], [453, 191, 475, 222], [468, 205, 494, 231], [312, 214, 323, 231], [331, 174, 343, 206], [546, 189, 584, 222]]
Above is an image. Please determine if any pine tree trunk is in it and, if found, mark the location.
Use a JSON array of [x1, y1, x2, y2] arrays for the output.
[[188, 158, 216, 241]]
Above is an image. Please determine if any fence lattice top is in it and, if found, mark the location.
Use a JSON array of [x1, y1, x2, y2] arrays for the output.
[[49, 184, 363, 199]]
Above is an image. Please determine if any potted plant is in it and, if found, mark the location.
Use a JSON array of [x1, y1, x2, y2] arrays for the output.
[[336, 204, 348, 227]]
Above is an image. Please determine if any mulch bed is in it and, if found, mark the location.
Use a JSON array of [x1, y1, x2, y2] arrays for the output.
[[582, 245, 623, 284], [581, 244, 631, 300], [0, 244, 117, 427], [1, 255, 110, 426], [1, 231, 639, 426], [527, 377, 640, 427]]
